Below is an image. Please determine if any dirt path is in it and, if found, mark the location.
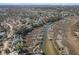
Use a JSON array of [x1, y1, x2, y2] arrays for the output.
[[53, 16, 79, 54]]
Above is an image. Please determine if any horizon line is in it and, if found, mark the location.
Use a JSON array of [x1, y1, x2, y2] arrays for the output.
[[0, 3, 79, 5]]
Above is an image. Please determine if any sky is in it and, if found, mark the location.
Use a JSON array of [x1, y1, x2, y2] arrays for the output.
[[0, 0, 79, 5]]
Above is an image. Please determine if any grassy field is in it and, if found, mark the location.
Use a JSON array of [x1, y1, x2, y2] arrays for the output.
[[42, 39, 58, 55]]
